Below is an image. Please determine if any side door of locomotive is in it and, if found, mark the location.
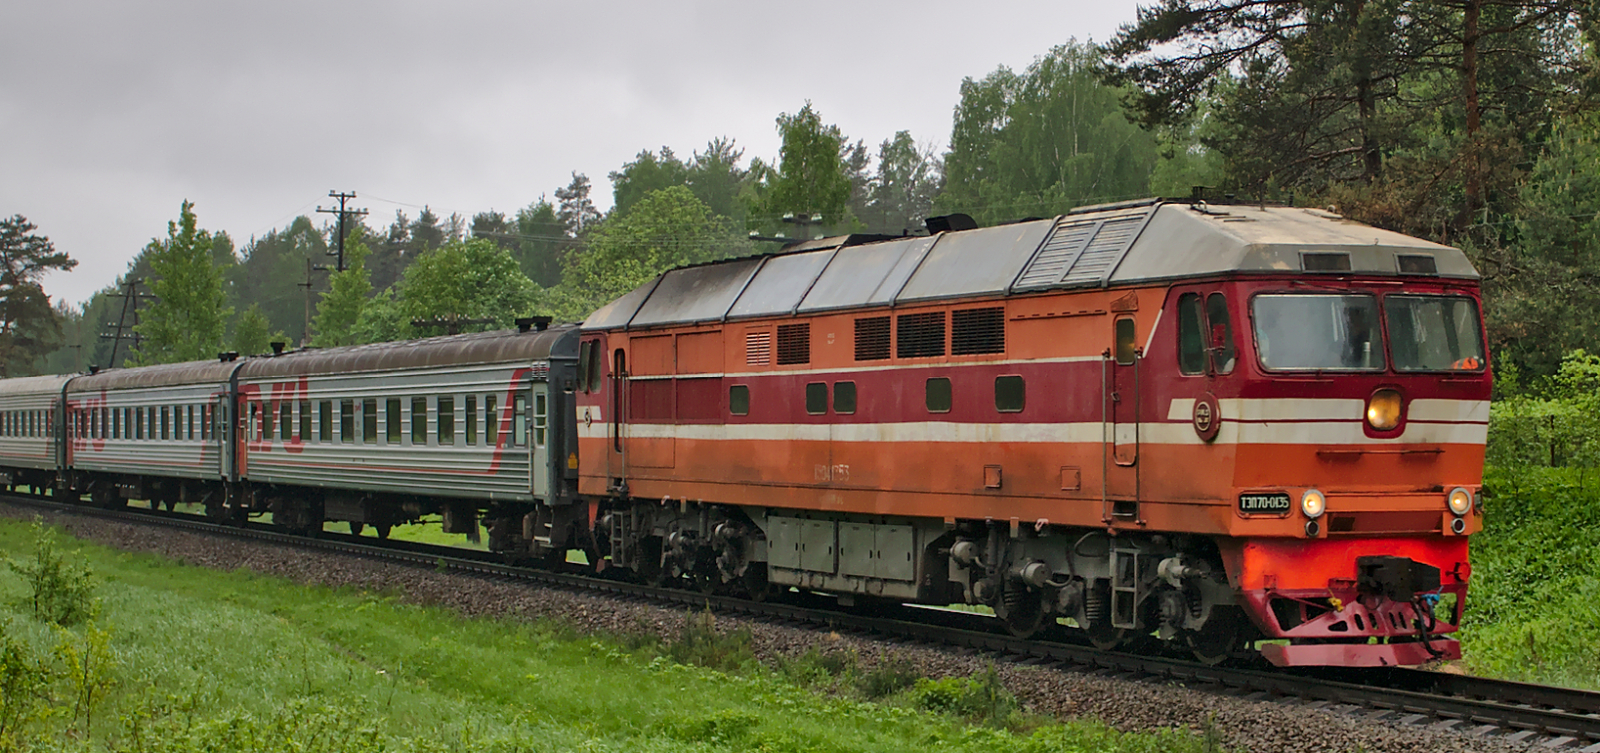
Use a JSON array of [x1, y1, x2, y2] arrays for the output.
[[1105, 299, 1143, 520]]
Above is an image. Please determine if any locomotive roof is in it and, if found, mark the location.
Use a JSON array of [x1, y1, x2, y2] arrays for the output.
[[583, 200, 1474, 331], [237, 325, 577, 379], [68, 359, 246, 393], [0, 373, 74, 397]]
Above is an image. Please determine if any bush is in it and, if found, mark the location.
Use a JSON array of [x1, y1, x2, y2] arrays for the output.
[[0, 621, 51, 747], [910, 664, 1018, 726], [857, 656, 922, 699], [666, 607, 755, 673], [777, 646, 857, 687], [6, 520, 97, 626]]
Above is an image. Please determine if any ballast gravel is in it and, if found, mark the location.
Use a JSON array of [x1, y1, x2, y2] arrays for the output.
[[1, 503, 1535, 753]]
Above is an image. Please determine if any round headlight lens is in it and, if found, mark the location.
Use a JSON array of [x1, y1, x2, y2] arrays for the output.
[[1366, 388, 1403, 431], [1301, 489, 1326, 519], [1447, 487, 1473, 516]]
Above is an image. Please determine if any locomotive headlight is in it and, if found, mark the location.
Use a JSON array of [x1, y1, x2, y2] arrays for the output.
[[1366, 388, 1403, 431], [1447, 487, 1473, 516], [1301, 488, 1327, 519]]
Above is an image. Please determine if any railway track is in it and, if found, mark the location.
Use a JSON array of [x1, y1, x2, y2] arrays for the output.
[[5, 492, 1598, 751]]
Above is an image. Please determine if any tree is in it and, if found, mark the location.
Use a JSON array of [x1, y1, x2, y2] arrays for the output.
[[231, 304, 284, 356], [134, 201, 231, 365], [310, 226, 373, 348], [1103, 1, 1592, 234], [938, 42, 1165, 224], [755, 103, 853, 234], [410, 207, 445, 253], [395, 238, 537, 336], [862, 132, 942, 234], [549, 186, 747, 321], [470, 211, 513, 251], [0, 216, 77, 376], [232, 216, 321, 345], [610, 148, 691, 217], [686, 138, 753, 222], [555, 173, 602, 237], [511, 199, 569, 288], [369, 210, 411, 293]]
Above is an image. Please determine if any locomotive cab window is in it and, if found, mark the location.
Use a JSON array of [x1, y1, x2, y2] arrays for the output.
[[1177, 293, 1206, 375], [1206, 293, 1237, 374], [1253, 293, 1384, 371], [926, 377, 952, 413], [1178, 293, 1237, 375], [728, 385, 750, 416], [1385, 295, 1486, 371]]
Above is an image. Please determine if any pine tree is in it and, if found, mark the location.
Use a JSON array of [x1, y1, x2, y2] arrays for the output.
[[310, 226, 373, 347]]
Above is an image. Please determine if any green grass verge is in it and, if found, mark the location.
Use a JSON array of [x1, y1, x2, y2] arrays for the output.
[[1461, 466, 1600, 688], [0, 516, 1213, 752]]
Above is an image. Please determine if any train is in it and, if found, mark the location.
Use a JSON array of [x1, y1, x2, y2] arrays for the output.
[[0, 198, 1489, 668]]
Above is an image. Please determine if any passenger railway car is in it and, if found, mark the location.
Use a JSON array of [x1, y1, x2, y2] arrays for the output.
[[57, 321, 584, 551], [0, 374, 73, 490], [575, 199, 1489, 666]]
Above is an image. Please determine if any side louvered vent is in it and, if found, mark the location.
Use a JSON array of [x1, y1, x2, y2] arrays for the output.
[[1014, 207, 1155, 291], [776, 323, 810, 365], [854, 317, 890, 361], [745, 331, 771, 365], [897, 312, 946, 358], [952, 307, 1005, 355]]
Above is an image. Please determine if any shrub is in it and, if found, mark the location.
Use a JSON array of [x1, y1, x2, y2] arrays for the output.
[[666, 607, 754, 673], [0, 621, 51, 747], [6, 520, 97, 626], [857, 656, 922, 699], [910, 664, 1018, 725]]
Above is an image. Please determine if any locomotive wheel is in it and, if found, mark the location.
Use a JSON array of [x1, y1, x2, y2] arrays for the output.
[[741, 564, 774, 602], [1085, 622, 1126, 651], [999, 585, 1045, 639], [1186, 606, 1251, 666]]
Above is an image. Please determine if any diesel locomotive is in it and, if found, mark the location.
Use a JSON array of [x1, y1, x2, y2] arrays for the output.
[[0, 199, 1488, 667]]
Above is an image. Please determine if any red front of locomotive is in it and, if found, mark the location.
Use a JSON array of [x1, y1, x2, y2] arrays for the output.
[[1181, 275, 1490, 666]]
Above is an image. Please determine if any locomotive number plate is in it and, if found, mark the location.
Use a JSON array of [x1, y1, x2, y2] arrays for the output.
[[1238, 492, 1292, 514]]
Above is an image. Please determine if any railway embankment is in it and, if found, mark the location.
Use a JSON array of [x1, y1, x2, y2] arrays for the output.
[[0, 504, 1536, 753]]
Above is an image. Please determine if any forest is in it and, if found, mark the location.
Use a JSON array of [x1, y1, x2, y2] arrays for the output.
[[3, 2, 1598, 408]]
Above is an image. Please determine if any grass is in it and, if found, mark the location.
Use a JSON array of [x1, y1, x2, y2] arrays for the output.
[[1459, 465, 1600, 688], [0, 515, 1213, 752]]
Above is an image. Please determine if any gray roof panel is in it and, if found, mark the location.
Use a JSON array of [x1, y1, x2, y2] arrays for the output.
[[727, 249, 835, 318], [894, 221, 1054, 303], [797, 236, 937, 312], [628, 257, 763, 327], [582, 278, 660, 330], [0, 374, 73, 398]]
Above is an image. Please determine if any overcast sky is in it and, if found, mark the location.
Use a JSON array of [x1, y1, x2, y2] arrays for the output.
[[2, 1, 1145, 305]]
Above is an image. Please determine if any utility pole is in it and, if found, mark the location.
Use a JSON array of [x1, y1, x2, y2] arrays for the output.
[[100, 278, 150, 368], [315, 190, 368, 272]]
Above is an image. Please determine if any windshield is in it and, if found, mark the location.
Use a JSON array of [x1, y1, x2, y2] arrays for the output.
[[1385, 295, 1485, 371], [1252, 294, 1384, 371]]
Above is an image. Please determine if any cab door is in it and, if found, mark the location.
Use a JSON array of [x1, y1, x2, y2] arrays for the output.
[[1104, 315, 1141, 521]]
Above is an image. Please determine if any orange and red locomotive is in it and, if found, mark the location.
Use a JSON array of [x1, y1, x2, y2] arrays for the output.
[[575, 199, 1488, 666]]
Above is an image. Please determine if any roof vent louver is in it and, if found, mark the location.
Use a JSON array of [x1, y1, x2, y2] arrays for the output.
[[1397, 254, 1438, 275], [1012, 206, 1157, 292], [1302, 252, 1353, 272]]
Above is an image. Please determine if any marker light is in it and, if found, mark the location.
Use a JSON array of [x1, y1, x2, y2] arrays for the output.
[[1447, 487, 1473, 516], [1366, 389, 1403, 431], [1301, 489, 1327, 519]]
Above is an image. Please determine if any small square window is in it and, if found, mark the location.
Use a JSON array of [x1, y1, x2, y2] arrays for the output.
[[833, 382, 856, 414], [805, 383, 828, 415], [729, 385, 750, 416], [926, 377, 952, 413], [995, 375, 1025, 413]]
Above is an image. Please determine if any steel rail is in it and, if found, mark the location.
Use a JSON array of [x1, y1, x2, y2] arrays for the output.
[[6, 493, 1599, 750]]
